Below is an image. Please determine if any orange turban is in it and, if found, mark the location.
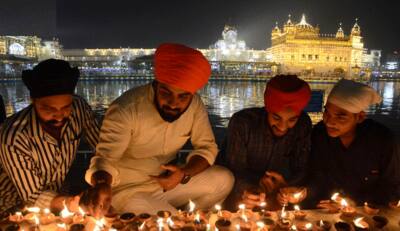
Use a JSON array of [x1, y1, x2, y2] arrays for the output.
[[264, 75, 311, 114], [154, 43, 211, 94]]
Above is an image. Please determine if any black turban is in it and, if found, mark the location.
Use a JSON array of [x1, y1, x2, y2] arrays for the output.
[[22, 59, 79, 98]]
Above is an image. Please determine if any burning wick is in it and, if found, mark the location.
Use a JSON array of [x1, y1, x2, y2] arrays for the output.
[[215, 204, 222, 217], [281, 205, 287, 218], [331, 192, 340, 202], [26, 207, 41, 214], [354, 217, 369, 229], [293, 192, 302, 200], [57, 223, 67, 231], [157, 218, 164, 231], [189, 199, 196, 213], [256, 221, 265, 230], [139, 221, 146, 230], [340, 198, 348, 208], [238, 203, 246, 216], [305, 223, 313, 230], [235, 224, 240, 231]]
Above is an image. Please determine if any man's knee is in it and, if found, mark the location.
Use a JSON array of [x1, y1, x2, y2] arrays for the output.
[[204, 165, 235, 194]]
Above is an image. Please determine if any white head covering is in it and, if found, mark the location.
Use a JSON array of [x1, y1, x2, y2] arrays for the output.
[[327, 79, 382, 113]]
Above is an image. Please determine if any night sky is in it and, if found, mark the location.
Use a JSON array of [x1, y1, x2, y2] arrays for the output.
[[1, 0, 399, 58]]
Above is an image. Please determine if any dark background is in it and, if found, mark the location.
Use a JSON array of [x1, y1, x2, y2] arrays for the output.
[[1, 0, 399, 58]]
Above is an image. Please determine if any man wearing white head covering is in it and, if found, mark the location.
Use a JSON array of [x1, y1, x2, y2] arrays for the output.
[[327, 79, 382, 114], [307, 79, 400, 207]]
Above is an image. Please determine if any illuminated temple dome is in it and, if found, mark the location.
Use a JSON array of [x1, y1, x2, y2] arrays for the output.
[[214, 25, 246, 51]]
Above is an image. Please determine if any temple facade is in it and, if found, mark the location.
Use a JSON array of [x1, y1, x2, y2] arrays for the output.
[[266, 14, 377, 78]]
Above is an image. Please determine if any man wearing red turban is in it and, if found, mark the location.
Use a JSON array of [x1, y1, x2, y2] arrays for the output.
[[222, 75, 312, 210], [85, 43, 233, 215]]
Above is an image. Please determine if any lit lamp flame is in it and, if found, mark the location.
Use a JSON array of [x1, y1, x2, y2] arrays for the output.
[[397, 200, 400, 207], [206, 224, 211, 231], [195, 212, 201, 223], [331, 192, 339, 201], [189, 200, 196, 213], [139, 221, 146, 230], [34, 215, 40, 226], [157, 217, 164, 231], [241, 214, 248, 223], [281, 205, 287, 218], [305, 223, 313, 230], [167, 218, 173, 226], [259, 201, 267, 208], [354, 217, 368, 228], [340, 198, 348, 208], [319, 220, 324, 227], [60, 201, 74, 218], [235, 224, 240, 231], [294, 205, 300, 211], [78, 207, 85, 216], [215, 204, 222, 216], [26, 207, 41, 213], [57, 223, 67, 230], [43, 208, 50, 215], [239, 203, 246, 216], [291, 224, 297, 230], [293, 192, 302, 199], [256, 221, 265, 230], [93, 217, 106, 231]]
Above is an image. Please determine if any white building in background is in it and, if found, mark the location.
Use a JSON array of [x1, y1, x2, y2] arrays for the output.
[[199, 25, 270, 62], [0, 36, 62, 60], [362, 49, 381, 70]]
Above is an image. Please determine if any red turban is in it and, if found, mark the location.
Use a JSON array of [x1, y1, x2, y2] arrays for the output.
[[264, 75, 311, 114], [154, 43, 211, 94]]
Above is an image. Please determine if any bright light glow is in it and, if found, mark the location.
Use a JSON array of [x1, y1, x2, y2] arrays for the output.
[[9, 43, 26, 56], [294, 205, 300, 211], [256, 221, 265, 229], [189, 200, 196, 213], [305, 223, 312, 230], [340, 199, 348, 208], [26, 207, 41, 213], [331, 192, 339, 201], [293, 192, 302, 199], [60, 201, 74, 218], [354, 217, 368, 228]]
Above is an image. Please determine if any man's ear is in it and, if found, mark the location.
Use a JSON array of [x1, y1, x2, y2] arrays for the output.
[[356, 111, 366, 124]]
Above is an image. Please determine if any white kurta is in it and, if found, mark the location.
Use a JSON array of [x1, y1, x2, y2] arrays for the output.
[[85, 83, 218, 209]]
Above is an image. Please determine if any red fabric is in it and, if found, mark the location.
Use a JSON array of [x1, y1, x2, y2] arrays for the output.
[[264, 75, 311, 114], [154, 43, 211, 94]]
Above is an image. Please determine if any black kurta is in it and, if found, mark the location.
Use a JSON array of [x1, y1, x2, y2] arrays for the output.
[[308, 119, 400, 206]]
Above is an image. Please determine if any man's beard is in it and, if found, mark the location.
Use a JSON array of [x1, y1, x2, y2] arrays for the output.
[[41, 118, 69, 129], [154, 99, 188, 123]]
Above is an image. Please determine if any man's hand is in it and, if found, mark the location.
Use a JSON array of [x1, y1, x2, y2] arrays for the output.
[[50, 195, 81, 214], [241, 190, 266, 209], [317, 200, 340, 213], [259, 171, 287, 193], [150, 165, 185, 191], [80, 183, 112, 218]]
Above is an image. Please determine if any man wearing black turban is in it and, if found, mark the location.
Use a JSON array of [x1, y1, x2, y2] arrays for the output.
[[0, 59, 103, 216]]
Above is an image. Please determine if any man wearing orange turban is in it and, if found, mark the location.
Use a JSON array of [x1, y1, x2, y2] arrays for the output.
[[222, 75, 312, 210], [85, 43, 233, 215]]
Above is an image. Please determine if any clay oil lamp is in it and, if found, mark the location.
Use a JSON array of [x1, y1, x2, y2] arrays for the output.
[[315, 220, 332, 231], [353, 217, 369, 231], [363, 202, 379, 215], [340, 199, 356, 217], [293, 205, 306, 220], [372, 215, 388, 229]]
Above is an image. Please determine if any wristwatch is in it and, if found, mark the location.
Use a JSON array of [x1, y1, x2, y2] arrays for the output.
[[180, 173, 191, 184]]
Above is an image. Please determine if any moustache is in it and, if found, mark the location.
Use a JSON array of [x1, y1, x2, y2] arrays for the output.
[[161, 106, 181, 114], [45, 118, 69, 126]]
